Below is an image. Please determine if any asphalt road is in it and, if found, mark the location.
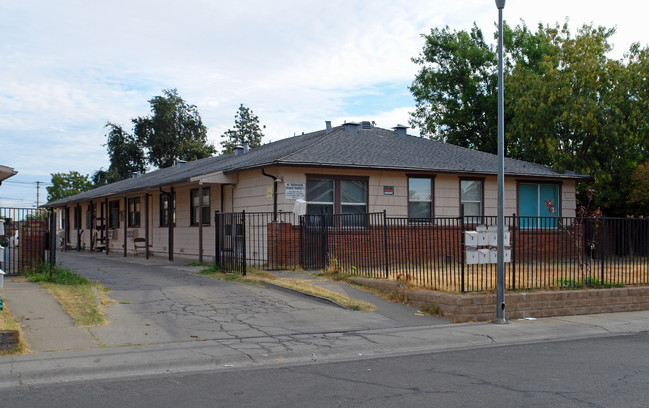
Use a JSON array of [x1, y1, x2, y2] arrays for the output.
[[57, 252, 442, 348], [3, 332, 648, 408]]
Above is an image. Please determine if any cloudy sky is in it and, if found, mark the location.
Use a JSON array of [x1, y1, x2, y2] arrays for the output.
[[1, 0, 646, 207]]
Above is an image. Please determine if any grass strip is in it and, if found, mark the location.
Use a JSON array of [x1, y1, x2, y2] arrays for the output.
[[199, 265, 375, 311], [23, 263, 113, 327], [0, 306, 30, 355]]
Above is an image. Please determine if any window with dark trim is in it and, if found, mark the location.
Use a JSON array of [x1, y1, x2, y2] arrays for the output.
[[190, 188, 211, 226], [408, 177, 434, 220], [73, 206, 81, 229], [128, 197, 141, 228], [306, 177, 368, 227], [160, 192, 176, 227], [109, 200, 120, 229], [460, 179, 483, 223]]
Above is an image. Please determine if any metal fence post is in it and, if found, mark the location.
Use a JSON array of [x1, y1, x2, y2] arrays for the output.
[[320, 213, 327, 269], [460, 205, 465, 293], [214, 210, 220, 266], [512, 214, 517, 291], [241, 210, 246, 276], [600, 218, 605, 284], [49, 209, 56, 280], [383, 210, 389, 279]]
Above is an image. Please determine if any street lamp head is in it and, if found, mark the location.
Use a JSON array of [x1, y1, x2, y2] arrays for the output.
[[495, 0, 506, 9]]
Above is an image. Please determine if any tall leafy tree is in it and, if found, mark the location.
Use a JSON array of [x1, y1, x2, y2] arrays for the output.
[[97, 122, 147, 185], [46, 171, 93, 202], [628, 162, 649, 215], [409, 21, 649, 215], [133, 89, 215, 168], [220, 104, 266, 154], [410, 24, 498, 153]]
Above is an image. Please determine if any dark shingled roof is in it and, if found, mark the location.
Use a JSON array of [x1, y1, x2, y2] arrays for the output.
[[49, 125, 588, 206]]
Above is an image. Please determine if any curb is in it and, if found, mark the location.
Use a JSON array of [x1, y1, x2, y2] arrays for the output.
[[261, 281, 349, 310]]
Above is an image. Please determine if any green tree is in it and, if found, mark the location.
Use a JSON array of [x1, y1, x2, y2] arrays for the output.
[[628, 162, 649, 215], [133, 89, 215, 168], [46, 171, 93, 202], [220, 104, 266, 154], [409, 21, 649, 215], [506, 23, 649, 214], [409, 24, 498, 153], [97, 122, 147, 185]]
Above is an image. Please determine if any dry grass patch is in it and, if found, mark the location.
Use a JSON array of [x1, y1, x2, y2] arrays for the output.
[[199, 265, 375, 311], [39, 283, 112, 327], [0, 306, 30, 355], [23, 263, 113, 327]]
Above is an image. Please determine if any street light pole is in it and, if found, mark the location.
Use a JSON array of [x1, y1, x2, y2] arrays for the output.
[[495, 0, 507, 324]]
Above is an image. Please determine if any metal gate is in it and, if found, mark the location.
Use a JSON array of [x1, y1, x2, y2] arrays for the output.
[[214, 211, 246, 275], [299, 213, 385, 271], [0, 207, 56, 276]]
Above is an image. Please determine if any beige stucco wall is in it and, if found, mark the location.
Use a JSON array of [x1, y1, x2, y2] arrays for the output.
[[54, 167, 578, 261], [229, 167, 578, 218]]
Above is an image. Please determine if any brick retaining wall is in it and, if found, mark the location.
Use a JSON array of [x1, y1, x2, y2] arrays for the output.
[[0, 330, 19, 350], [351, 277, 649, 323]]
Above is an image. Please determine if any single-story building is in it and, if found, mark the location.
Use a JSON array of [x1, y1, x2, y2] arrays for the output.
[[47, 121, 589, 264]]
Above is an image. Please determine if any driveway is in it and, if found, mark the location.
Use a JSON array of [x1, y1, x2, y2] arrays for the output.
[[58, 252, 443, 348]]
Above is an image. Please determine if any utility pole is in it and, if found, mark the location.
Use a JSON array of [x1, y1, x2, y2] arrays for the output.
[[36, 181, 41, 208]]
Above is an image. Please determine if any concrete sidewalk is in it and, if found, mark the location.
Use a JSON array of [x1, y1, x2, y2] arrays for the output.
[[0, 278, 99, 352]]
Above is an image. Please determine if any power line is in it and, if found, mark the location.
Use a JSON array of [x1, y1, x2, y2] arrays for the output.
[[3, 180, 51, 186]]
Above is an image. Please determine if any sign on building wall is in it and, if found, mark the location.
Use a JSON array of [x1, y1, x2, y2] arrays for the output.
[[285, 183, 305, 200]]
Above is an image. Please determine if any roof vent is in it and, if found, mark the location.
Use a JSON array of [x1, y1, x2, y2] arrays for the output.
[[392, 124, 409, 136], [343, 122, 360, 134], [174, 159, 187, 168], [234, 146, 244, 155], [360, 121, 372, 129], [325, 121, 332, 133]]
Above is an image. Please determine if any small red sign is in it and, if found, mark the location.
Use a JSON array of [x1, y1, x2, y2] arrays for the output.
[[383, 186, 394, 195]]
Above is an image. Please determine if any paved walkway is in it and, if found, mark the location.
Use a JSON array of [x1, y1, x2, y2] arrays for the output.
[[1, 251, 649, 388]]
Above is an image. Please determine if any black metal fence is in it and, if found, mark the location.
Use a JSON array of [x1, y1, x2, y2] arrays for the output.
[[1, 207, 56, 276], [215, 211, 298, 275], [215, 210, 649, 293]]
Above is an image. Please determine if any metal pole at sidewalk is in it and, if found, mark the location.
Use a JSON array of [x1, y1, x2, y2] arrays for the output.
[[495, 0, 507, 323]]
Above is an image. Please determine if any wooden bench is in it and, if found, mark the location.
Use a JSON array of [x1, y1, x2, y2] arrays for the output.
[[134, 238, 147, 257]]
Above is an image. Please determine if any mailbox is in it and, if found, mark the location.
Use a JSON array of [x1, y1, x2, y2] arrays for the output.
[[488, 226, 511, 246], [504, 246, 512, 263], [478, 249, 491, 264], [465, 231, 478, 247], [487, 247, 512, 263], [465, 247, 478, 264], [477, 231, 489, 246]]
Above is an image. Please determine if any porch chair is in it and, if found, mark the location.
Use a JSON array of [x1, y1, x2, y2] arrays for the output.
[[133, 238, 147, 257]]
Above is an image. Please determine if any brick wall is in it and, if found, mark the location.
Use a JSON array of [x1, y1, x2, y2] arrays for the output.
[[352, 277, 649, 323], [267, 222, 590, 271], [267, 222, 300, 267]]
